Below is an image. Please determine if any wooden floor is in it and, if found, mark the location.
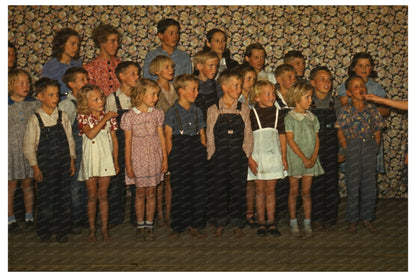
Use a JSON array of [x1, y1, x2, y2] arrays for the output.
[[8, 198, 407, 271]]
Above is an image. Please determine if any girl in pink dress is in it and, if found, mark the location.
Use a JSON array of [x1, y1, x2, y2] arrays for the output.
[[121, 79, 168, 241]]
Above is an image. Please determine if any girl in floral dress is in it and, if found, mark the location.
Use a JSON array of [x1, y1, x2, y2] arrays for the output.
[[121, 79, 168, 241]]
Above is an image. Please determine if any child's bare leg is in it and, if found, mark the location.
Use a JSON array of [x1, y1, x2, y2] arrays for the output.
[[85, 177, 98, 241], [288, 177, 300, 220], [255, 180, 266, 225], [146, 187, 156, 224], [8, 180, 18, 217], [300, 176, 313, 220], [164, 175, 172, 223], [246, 180, 256, 224], [265, 180, 277, 224], [21, 178, 34, 215], [98, 177, 111, 241], [135, 187, 146, 223]]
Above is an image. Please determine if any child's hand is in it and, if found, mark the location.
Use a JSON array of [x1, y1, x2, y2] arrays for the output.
[[161, 159, 168, 174], [126, 164, 135, 178], [282, 158, 288, 171], [105, 111, 118, 121], [70, 159, 76, 177], [248, 156, 258, 176], [338, 154, 346, 163], [114, 162, 120, 175], [33, 165, 43, 183], [309, 156, 317, 167]]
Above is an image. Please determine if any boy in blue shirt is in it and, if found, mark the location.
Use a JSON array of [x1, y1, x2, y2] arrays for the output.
[[143, 18, 192, 80], [164, 74, 207, 239]]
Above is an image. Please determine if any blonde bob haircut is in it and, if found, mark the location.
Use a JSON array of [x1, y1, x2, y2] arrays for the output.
[[286, 81, 314, 108], [149, 55, 174, 76], [8, 68, 31, 96], [249, 80, 275, 106], [76, 84, 105, 115], [130, 78, 160, 108]]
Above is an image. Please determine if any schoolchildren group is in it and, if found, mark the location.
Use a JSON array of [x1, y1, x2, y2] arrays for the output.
[[8, 17, 389, 243]]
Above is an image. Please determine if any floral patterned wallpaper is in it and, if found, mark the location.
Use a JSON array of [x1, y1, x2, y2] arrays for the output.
[[8, 5, 408, 198]]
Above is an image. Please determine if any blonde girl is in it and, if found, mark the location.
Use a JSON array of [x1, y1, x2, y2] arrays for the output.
[[8, 69, 39, 233], [285, 82, 324, 238], [248, 81, 287, 236], [76, 84, 119, 242], [121, 79, 168, 241]]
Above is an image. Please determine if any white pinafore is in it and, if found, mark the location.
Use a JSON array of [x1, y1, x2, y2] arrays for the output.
[[78, 119, 116, 181], [247, 107, 287, 180]]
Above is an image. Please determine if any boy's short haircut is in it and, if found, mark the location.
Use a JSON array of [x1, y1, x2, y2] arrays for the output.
[[309, 65, 332, 80], [244, 43, 265, 58], [217, 69, 242, 86], [149, 55, 174, 76], [157, 18, 180, 34], [283, 50, 305, 64], [274, 64, 296, 78], [345, 75, 364, 91], [115, 61, 141, 82], [62, 67, 88, 88], [35, 77, 60, 96], [8, 68, 31, 96], [193, 50, 219, 68], [92, 24, 120, 49], [173, 73, 199, 93]]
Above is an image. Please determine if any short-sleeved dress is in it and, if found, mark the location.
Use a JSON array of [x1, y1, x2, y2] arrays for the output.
[[8, 96, 39, 180], [77, 112, 118, 181], [120, 107, 164, 187], [284, 110, 324, 177]]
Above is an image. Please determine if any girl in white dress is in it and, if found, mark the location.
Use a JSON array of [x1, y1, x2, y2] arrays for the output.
[[247, 81, 287, 236], [76, 84, 119, 242]]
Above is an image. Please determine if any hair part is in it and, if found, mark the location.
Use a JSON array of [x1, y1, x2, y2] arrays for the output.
[[62, 66, 88, 88], [249, 80, 275, 106], [92, 24, 120, 49], [274, 64, 296, 78], [35, 77, 60, 96], [149, 55, 174, 76], [244, 43, 266, 58], [76, 84, 104, 114], [157, 18, 180, 34], [348, 52, 377, 78], [8, 68, 31, 96], [115, 61, 141, 82], [286, 81, 314, 107], [173, 73, 199, 93], [52, 28, 80, 60], [130, 78, 160, 108], [345, 75, 365, 91]]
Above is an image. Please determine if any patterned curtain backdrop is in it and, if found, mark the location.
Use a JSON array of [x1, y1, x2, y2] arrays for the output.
[[8, 5, 408, 198]]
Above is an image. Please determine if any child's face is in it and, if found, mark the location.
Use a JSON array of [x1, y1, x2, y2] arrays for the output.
[[243, 71, 256, 92], [198, 58, 219, 81], [222, 77, 242, 100], [207, 32, 226, 56], [69, 73, 89, 95], [179, 81, 199, 103], [156, 62, 175, 81], [245, 49, 265, 72], [277, 71, 297, 91], [38, 86, 60, 110], [12, 73, 30, 99], [141, 87, 160, 108], [63, 35, 80, 60], [286, 57, 305, 77], [100, 33, 119, 58], [8, 47, 16, 69], [158, 25, 179, 49], [310, 70, 332, 95], [120, 65, 140, 88], [87, 89, 105, 114], [297, 90, 313, 111], [352, 58, 372, 80], [346, 78, 367, 101], [255, 85, 276, 108]]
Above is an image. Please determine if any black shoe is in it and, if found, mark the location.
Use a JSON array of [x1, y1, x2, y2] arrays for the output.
[[256, 225, 267, 237], [25, 220, 35, 232], [56, 234, 69, 243], [9, 222, 22, 234], [267, 224, 282, 237]]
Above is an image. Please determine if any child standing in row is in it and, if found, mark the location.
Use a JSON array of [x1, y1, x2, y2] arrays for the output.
[[285, 82, 324, 238], [59, 67, 89, 233], [121, 79, 168, 241], [150, 55, 177, 227], [283, 50, 307, 84], [336, 75, 385, 235], [247, 81, 287, 236], [206, 69, 253, 239], [106, 61, 141, 228], [23, 77, 76, 242], [164, 74, 207, 239], [243, 43, 276, 84], [8, 69, 40, 233], [309, 66, 342, 232], [77, 84, 119, 242]]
